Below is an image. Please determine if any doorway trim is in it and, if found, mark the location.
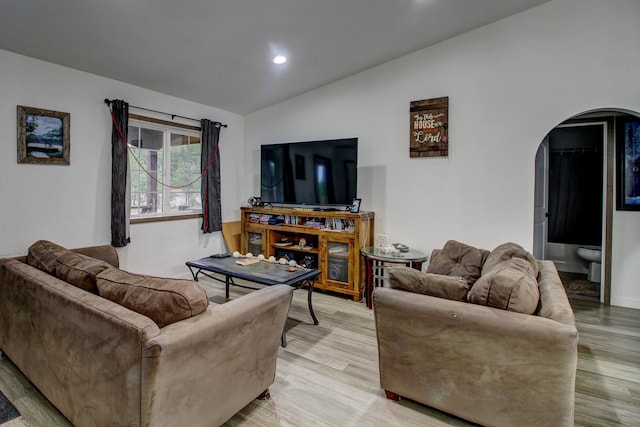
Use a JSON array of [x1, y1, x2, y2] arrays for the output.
[[563, 116, 613, 305], [540, 115, 613, 305], [604, 117, 613, 306]]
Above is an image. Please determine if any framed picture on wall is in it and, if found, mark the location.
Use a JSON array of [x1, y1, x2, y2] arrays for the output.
[[17, 105, 70, 165], [351, 198, 361, 213], [616, 116, 640, 210]]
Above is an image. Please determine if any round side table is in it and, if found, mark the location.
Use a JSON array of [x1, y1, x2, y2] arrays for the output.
[[360, 246, 429, 309]]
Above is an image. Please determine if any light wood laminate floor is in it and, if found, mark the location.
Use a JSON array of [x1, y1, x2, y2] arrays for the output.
[[1, 279, 639, 426]]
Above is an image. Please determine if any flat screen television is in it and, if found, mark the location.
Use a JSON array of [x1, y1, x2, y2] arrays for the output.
[[260, 138, 358, 207]]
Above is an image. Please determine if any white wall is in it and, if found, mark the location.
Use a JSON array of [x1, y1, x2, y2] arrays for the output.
[[245, 0, 640, 308], [0, 50, 245, 277]]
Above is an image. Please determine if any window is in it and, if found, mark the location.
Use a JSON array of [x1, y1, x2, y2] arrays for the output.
[[128, 119, 202, 218]]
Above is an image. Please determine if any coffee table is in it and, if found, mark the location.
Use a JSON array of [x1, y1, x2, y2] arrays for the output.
[[186, 256, 321, 345], [360, 246, 429, 309]]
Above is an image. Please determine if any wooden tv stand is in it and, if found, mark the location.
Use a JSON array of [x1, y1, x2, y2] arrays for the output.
[[240, 207, 375, 301]]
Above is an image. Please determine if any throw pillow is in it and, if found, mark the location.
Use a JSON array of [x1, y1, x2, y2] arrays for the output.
[[468, 257, 540, 314], [95, 268, 208, 327], [389, 267, 469, 302], [481, 242, 538, 278], [426, 240, 490, 285], [27, 240, 111, 293]]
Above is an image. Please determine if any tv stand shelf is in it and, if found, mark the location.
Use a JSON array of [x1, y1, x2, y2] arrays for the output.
[[240, 207, 375, 301]]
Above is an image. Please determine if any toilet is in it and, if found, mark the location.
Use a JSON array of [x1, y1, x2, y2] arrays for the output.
[[576, 247, 602, 283]]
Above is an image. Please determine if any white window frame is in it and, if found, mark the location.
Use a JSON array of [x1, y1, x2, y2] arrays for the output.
[[128, 117, 202, 222]]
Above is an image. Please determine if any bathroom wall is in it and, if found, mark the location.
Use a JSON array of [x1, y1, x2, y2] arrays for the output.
[[547, 243, 591, 275]]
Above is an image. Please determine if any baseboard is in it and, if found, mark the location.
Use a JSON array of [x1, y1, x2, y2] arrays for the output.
[[610, 296, 640, 310]]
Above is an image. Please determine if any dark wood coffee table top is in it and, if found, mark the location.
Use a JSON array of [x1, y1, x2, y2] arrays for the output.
[[186, 256, 321, 335], [186, 256, 321, 287]]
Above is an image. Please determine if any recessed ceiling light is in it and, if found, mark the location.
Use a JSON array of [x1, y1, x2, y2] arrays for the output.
[[273, 55, 287, 65]]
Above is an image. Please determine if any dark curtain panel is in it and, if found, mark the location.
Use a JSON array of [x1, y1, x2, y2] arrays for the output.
[[110, 99, 130, 247], [201, 119, 222, 233]]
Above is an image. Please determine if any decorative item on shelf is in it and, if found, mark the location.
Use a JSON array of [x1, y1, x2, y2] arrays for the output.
[[381, 244, 402, 256], [410, 96, 448, 158], [278, 253, 291, 263], [274, 237, 292, 247], [248, 196, 262, 207], [375, 234, 388, 249], [300, 255, 315, 268], [393, 243, 410, 252], [351, 198, 362, 213]]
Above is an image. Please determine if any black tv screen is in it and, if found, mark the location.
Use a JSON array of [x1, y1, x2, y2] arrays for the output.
[[261, 138, 358, 206]]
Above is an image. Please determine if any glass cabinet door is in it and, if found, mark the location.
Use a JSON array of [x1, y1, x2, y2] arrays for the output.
[[325, 240, 351, 285], [248, 231, 263, 255]]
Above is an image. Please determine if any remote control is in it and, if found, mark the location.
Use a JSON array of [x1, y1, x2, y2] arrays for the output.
[[210, 253, 231, 258]]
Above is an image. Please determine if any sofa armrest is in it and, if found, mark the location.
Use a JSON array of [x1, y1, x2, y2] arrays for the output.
[[0, 258, 160, 426], [141, 284, 293, 427], [373, 287, 577, 427]]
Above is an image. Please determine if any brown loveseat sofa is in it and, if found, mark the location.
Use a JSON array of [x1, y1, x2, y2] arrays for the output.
[[373, 241, 578, 427], [0, 241, 293, 427]]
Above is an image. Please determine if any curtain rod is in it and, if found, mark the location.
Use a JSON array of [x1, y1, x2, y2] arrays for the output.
[[104, 98, 228, 128]]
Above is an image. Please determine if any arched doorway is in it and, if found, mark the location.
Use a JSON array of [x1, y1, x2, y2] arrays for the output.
[[534, 109, 640, 304]]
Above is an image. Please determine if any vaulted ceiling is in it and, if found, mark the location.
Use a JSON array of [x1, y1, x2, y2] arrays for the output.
[[0, 0, 549, 114]]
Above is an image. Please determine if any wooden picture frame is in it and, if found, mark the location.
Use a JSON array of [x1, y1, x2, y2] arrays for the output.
[[410, 96, 448, 158], [351, 198, 361, 213], [616, 116, 640, 210], [17, 105, 70, 165]]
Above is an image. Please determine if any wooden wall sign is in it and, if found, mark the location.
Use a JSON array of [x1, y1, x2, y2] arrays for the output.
[[410, 97, 448, 158]]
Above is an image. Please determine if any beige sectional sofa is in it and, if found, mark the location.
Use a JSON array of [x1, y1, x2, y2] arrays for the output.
[[0, 241, 293, 427], [374, 241, 578, 427]]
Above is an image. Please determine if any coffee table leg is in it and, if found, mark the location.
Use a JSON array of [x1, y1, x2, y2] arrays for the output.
[[187, 265, 199, 281], [281, 331, 287, 348], [307, 278, 319, 325], [225, 275, 231, 299]]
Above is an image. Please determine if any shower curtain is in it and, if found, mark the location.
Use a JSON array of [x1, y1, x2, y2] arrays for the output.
[[548, 149, 602, 246]]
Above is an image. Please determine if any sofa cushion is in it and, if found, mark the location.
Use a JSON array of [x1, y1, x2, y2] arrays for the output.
[[95, 268, 208, 327], [468, 257, 540, 314], [426, 240, 490, 285], [389, 267, 469, 301], [481, 242, 538, 278], [27, 240, 111, 293]]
